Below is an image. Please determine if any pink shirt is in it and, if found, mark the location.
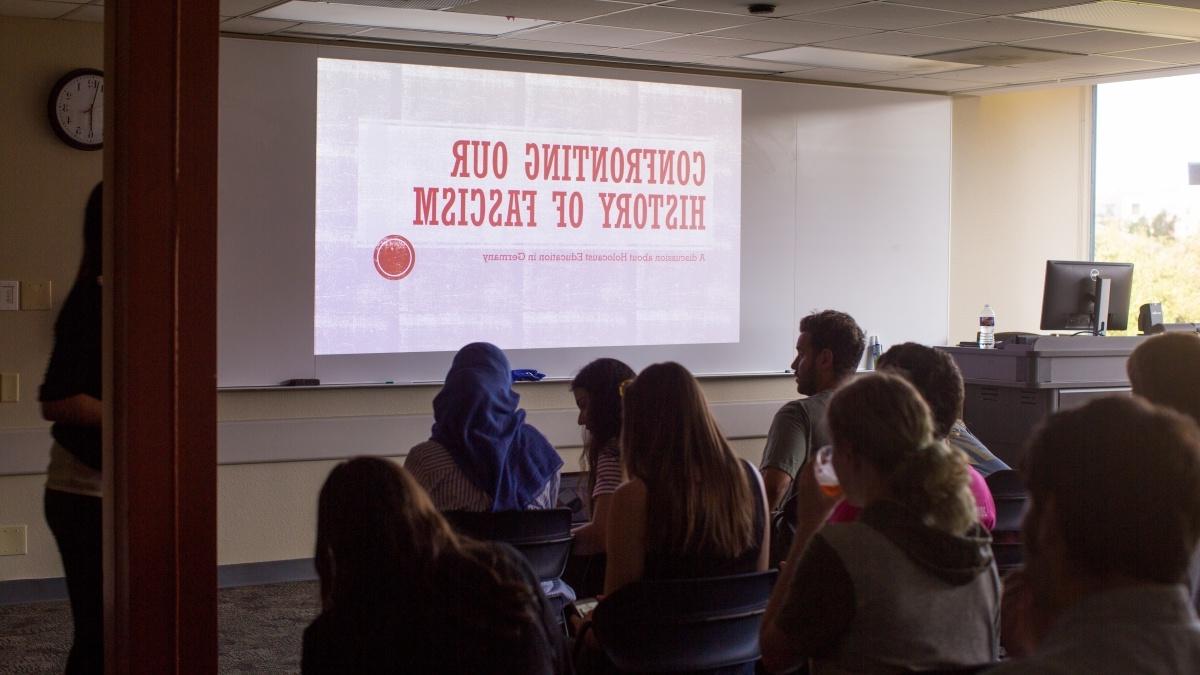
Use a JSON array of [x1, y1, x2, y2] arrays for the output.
[[827, 465, 996, 530]]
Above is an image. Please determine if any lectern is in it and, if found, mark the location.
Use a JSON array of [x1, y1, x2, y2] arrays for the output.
[[940, 336, 1147, 465]]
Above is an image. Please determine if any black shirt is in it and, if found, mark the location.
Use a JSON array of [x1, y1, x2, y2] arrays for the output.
[[39, 278, 101, 470]]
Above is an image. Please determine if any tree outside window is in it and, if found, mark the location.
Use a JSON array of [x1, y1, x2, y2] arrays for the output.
[[1095, 76, 1200, 331]]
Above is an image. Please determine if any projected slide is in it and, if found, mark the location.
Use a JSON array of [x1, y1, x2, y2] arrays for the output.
[[315, 58, 741, 355]]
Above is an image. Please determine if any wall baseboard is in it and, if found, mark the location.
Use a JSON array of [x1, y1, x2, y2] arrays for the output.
[[0, 558, 317, 606]]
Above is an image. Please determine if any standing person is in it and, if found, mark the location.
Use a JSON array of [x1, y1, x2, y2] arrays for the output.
[[405, 342, 563, 512], [302, 457, 567, 674], [760, 310, 865, 511], [987, 397, 1200, 674], [39, 183, 103, 674], [563, 358, 635, 598], [761, 373, 999, 674]]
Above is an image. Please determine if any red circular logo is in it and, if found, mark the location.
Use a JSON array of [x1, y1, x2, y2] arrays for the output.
[[373, 235, 415, 280]]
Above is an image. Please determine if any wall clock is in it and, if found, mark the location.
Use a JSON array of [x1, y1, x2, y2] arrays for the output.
[[48, 68, 104, 151]]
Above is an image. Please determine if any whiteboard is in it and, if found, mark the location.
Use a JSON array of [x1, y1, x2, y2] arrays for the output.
[[218, 38, 950, 387]]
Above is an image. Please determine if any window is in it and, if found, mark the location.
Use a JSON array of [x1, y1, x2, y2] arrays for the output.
[[1095, 75, 1200, 331]]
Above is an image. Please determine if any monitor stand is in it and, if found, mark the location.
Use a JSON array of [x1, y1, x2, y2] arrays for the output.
[[1092, 276, 1111, 336]]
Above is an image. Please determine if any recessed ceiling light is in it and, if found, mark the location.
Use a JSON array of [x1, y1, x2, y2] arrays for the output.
[[257, 1, 551, 36], [744, 45, 978, 75], [1019, 1, 1200, 41]]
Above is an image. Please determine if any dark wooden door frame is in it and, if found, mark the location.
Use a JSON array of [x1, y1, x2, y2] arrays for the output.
[[104, 2, 219, 672]]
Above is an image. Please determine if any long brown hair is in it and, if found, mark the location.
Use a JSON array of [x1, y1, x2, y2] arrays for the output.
[[827, 373, 977, 535], [621, 362, 755, 559], [571, 357, 634, 494], [314, 457, 538, 633]]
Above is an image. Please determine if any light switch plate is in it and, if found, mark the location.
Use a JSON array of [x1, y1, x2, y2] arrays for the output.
[[0, 525, 28, 556], [21, 281, 51, 310], [0, 281, 17, 310], [0, 373, 17, 402]]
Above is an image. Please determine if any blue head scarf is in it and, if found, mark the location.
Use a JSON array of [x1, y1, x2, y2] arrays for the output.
[[431, 342, 563, 511]]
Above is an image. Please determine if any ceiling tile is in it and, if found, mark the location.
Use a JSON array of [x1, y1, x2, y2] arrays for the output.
[[699, 55, 792, 71], [708, 18, 879, 44], [636, 34, 784, 56], [816, 30, 985, 55], [910, 17, 1087, 42], [1150, 1, 1200, 8], [1012, 54, 1171, 74], [888, 0, 1085, 14], [875, 75, 985, 91], [802, 3, 980, 30], [747, 44, 976, 73], [351, 27, 484, 43], [0, 0, 79, 19], [518, 22, 678, 47], [1114, 41, 1200, 65], [257, 2, 548, 34], [447, 0, 633, 23], [1014, 30, 1190, 55], [474, 36, 615, 53], [220, 0, 277, 17], [776, 67, 900, 83], [602, 47, 712, 64], [280, 22, 370, 36], [925, 44, 1078, 66], [923, 64, 1060, 82], [62, 4, 102, 21], [581, 6, 763, 32], [221, 17, 299, 34], [1020, 2, 1200, 40], [664, 0, 866, 17]]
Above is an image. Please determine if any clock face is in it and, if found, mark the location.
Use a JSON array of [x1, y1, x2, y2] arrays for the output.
[[49, 69, 104, 151]]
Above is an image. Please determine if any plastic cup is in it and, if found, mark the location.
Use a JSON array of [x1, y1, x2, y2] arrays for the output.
[[814, 445, 841, 497]]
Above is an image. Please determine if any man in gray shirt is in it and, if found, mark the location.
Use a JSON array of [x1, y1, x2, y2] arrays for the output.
[[760, 309, 864, 511], [992, 396, 1200, 674]]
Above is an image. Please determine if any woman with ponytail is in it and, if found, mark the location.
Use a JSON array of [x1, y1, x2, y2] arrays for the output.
[[301, 457, 567, 674], [760, 373, 999, 674]]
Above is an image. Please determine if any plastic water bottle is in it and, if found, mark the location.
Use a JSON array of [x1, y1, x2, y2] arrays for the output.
[[978, 304, 996, 349]]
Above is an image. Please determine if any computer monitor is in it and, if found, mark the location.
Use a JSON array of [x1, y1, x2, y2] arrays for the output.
[[1040, 260, 1133, 335]]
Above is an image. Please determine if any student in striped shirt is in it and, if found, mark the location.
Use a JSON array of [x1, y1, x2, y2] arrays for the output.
[[562, 358, 634, 598]]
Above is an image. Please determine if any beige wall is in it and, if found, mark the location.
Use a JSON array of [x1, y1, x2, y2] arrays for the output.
[[0, 17, 103, 582], [949, 88, 1094, 343]]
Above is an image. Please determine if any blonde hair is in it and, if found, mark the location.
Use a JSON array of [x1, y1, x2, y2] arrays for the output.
[[621, 362, 755, 559], [827, 373, 977, 535]]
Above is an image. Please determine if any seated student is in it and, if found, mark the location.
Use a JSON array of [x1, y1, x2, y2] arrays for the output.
[[987, 397, 1200, 674], [605, 362, 770, 592], [1127, 332, 1200, 425], [826, 343, 999, 530], [405, 342, 563, 511], [761, 373, 999, 675], [879, 342, 1009, 477], [563, 358, 635, 598], [301, 457, 567, 675]]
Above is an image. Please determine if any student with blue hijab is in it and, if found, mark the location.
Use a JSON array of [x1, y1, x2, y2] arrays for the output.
[[406, 342, 564, 512]]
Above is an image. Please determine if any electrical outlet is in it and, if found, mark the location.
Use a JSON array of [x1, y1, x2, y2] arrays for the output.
[[21, 281, 51, 310], [0, 373, 18, 402], [0, 281, 17, 310], [0, 525, 27, 556]]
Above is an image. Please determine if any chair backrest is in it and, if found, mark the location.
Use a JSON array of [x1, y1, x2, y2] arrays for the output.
[[592, 570, 778, 674], [985, 470, 1028, 572], [442, 508, 574, 582]]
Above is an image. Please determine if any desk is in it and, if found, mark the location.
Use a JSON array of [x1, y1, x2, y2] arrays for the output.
[[941, 336, 1147, 466]]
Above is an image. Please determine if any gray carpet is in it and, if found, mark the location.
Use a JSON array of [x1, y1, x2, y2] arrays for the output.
[[0, 581, 320, 674]]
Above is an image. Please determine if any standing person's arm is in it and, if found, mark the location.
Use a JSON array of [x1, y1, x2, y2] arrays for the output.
[[41, 394, 101, 427]]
